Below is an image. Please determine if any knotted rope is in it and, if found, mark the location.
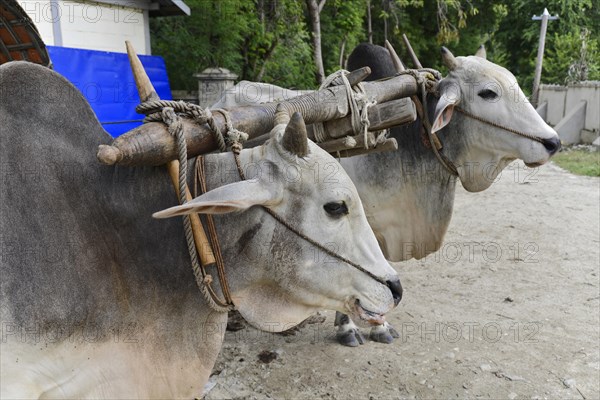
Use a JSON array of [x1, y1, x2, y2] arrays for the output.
[[312, 70, 378, 149], [136, 100, 245, 312], [395, 69, 459, 176], [137, 100, 235, 152]]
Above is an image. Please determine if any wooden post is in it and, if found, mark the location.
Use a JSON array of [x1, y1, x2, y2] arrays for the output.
[[531, 8, 558, 108]]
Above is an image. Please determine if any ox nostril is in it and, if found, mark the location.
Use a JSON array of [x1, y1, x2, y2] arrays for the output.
[[542, 137, 561, 155], [386, 279, 403, 306]]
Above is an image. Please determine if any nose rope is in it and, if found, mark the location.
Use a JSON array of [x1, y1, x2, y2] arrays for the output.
[[414, 78, 549, 177], [454, 107, 546, 144], [231, 148, 389, 287]]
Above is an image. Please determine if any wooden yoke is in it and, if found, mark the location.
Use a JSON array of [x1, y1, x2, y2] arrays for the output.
[[125, 41, 216, 267], [97, 59, 430, 167]]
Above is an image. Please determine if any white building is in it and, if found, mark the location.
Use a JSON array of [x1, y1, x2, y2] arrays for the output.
[[18, 0, 189, 55]]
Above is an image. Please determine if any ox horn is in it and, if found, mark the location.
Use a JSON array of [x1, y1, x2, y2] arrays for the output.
[[282, 112, 309, 157], [384, 40, 405, 73], [97, 40, 158, 165], [475, 44, 487, 59], [441, 46, 458, 70], [402, 34, 423, 69], [122, 41, 217, 267], [125, 40, 159, 102]]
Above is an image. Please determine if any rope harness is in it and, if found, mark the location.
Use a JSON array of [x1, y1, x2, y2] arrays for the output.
[[453, 107, 546, 145], [312, 70, 381, 149], [403, 70, 547, 177], [136, 100, 238, 312], [137, 96, 389, 313]]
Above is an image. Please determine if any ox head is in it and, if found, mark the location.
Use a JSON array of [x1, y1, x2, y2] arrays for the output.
[[432, 47, 560, 192], [154, 111, 402, 331]]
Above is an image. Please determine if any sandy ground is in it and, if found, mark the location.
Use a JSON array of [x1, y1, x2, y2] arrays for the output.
[[204, 160, 600, 400]]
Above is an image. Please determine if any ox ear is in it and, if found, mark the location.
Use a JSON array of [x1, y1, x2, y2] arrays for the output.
[[153, 179, 283, 218], [431, 92, 460, 133]]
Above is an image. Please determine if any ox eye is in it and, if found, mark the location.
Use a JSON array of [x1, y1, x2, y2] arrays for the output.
[[478, 89, 498, 100], [324, 201, 348, 217]]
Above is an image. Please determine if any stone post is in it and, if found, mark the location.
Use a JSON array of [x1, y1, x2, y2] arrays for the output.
[[194, 68, 238, 108]]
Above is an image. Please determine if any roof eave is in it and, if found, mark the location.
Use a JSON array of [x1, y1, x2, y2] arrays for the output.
[[150, 0, 190, 17]]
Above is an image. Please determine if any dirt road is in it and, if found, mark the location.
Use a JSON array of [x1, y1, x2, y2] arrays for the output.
[[205, 160, 600, 400]]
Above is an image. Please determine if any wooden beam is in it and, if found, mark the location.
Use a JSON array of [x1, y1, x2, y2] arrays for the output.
[[97, 73, 425, 167]]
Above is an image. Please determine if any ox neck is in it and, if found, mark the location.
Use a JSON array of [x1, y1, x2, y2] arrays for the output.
[[341, 93, 459, 261], [388, 92, 459, 182]]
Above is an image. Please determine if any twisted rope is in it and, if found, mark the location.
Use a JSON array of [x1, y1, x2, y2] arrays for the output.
[[194, 157, 234, 309], [454, 107, 546, 144], [397, 70, 459, 176], [136, 100, 242, 312], [232, 150, 388, 287], [161, 107, 233, 312], [137, 100, 228, 152], [312, 70, 378, 149]]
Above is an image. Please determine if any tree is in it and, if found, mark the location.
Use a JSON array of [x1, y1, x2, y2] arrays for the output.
[[320, 0, 366, 72], [492, 0, 600, 90], [150, 0, 247, 91], [306, 0, 327, 84], [150, 0, 598, 93], [151, 0, 314, 90]]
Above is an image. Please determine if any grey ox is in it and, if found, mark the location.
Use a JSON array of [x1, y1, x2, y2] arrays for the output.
[[0, 61, 401, 398], [335, 44, 560, 345], [215, 43, 561, 346]]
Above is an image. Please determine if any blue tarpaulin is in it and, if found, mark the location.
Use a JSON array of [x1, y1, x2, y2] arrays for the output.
[[47, 46, 172, 137]]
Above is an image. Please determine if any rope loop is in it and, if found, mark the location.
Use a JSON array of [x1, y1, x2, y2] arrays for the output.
[[137, 99, 239, 313], [405, 69, 459, 176], [135, 99, 250, 154], [312, 69, 378, 149]]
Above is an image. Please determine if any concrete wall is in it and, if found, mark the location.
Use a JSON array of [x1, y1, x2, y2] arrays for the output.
[[19, 0, 149, 54], [564, 82, 600, 132], [538, 84, 567, 126], [538, 81, 600, 132]]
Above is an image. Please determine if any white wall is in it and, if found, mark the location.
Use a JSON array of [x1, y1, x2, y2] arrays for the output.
[[19, 0, 149, 54]]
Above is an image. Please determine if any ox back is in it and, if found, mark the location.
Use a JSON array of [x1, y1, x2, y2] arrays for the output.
[[0, 62, 225, 398]]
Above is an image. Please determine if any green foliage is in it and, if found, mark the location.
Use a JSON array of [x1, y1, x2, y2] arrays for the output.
[[151, 0, 313, 91], [150, 0, 247, 91], [546, 28, 600, 84], [150, 0, 598, 92], [240, 0, 313, 88], [435, 0, 478, 43], [491, 0, 600, 92], [320, 0, 366, 74], [257, 28, 314, 89]]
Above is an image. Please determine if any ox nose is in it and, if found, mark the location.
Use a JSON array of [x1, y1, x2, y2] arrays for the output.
[[541, 137, 561, 155], [386, 278, 403, 306]]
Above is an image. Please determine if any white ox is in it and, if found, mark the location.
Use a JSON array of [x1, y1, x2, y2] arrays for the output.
[[0, 62, 401, 398], [214, 44, 561, 346]]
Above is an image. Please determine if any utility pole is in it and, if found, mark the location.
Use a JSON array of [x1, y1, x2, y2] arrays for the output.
[[531, 8, 559, 108]]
